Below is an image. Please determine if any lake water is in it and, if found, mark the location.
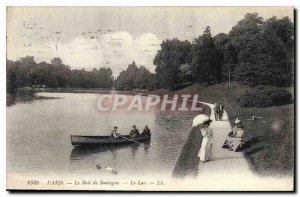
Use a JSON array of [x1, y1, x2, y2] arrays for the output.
[[7, 92, 203, 180]]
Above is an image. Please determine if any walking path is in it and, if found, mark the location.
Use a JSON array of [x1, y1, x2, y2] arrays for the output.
[[197, 102, 251, 176], [189, 102, 293, 191]]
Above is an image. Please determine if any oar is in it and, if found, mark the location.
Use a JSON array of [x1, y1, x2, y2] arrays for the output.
[[118, 135, 152, 147]]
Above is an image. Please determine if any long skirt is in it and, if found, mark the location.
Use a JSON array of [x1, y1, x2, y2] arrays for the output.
[[198, 136, 212, 162], [222, 137, 243, 152]]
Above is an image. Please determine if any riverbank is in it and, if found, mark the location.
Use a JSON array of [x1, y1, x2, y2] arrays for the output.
[[151, 82, 294, 176], [41, 88, 115, 94], [6, 89, 60, 106]]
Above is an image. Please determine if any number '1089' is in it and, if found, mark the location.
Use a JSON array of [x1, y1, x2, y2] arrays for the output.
[[27, 180, 39, 185]]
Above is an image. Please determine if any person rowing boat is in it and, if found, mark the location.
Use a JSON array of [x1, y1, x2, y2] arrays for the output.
[[108, 125, 151, 147], [111, 126, 121, 139]]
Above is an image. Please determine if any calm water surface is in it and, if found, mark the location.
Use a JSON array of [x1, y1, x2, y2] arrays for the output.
[[7, 92, 201, 179]]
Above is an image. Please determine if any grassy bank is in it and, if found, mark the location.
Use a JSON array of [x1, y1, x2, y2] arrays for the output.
[[152, 82, 294, 176]]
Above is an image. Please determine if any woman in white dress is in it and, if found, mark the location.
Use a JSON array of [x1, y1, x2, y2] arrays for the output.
[[192, 114, 213, 163], [199, 121, 213, 162]]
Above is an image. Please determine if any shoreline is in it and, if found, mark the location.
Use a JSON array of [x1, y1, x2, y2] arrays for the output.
[[6, 91, 60, 107], [7, 84, 294, 177]]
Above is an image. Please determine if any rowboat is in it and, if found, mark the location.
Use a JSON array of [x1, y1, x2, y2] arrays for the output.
[[70, 134, 151, 147]]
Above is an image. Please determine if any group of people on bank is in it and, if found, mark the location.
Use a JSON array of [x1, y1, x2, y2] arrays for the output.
[[193, 106, 247, 163], [111, 125, 151, 139]]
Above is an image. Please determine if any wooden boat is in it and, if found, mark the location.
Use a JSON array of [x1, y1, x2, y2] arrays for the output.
[[70, 134, 151, 147]]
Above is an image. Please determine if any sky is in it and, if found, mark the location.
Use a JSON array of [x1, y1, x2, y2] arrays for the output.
[[7, 7, 294, 76]]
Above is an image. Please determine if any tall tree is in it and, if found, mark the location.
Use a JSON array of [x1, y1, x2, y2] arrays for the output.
[[190, 26, 219, 84], [213, 33, 230, 83], [154, 39, 191, 90]]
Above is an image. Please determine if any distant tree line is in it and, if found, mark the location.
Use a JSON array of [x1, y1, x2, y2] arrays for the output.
[[153, 13, 294, 90], [7, 56, 114, 94], [7, 13, 294, 94]]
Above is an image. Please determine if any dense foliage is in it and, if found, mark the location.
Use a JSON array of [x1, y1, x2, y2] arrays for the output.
[[236, 87, 292, 108], [154, 39, 191, 89], [153, 13, 294, 89], [229, 14, 294, 86], [7, 56, 114, 94], [115, 61, 157, 91]]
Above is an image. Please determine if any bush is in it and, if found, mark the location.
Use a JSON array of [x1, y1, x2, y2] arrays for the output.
[[236, 87, 292, 108]]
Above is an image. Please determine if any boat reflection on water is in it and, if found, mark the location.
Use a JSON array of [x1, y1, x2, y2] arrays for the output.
[[70, 139, 151, 161]]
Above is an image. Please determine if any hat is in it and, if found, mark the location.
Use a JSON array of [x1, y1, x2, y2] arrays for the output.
[[234, 118, 242, 124], [192, 114, 212, 127]]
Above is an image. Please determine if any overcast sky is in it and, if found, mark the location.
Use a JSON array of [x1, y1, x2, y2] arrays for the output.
[[7, 7, 293, 76]]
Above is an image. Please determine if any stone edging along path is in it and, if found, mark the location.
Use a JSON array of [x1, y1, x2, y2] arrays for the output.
[[172, 101, 293, 191], [172, 101, 251, 178], [196, 102, 252, 178]]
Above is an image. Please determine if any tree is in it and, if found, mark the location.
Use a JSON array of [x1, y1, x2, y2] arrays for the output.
[[190, 26, 219, 84], [263, 16, 294, 74], [154, 39, 191, 90], [48, 58, 71, 87], [222, 42, 238, 85], [229, 13, 264, 43], [19, 55, 36, 66], [6, 59, 17, 94], [228, 13, 293, 86], [116, 61, 156, 91], [50, 57, 63, 65], [213, 33, 230, 83]]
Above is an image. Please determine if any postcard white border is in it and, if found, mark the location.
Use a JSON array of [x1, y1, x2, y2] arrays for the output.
[[1, 0, 298, 196]]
